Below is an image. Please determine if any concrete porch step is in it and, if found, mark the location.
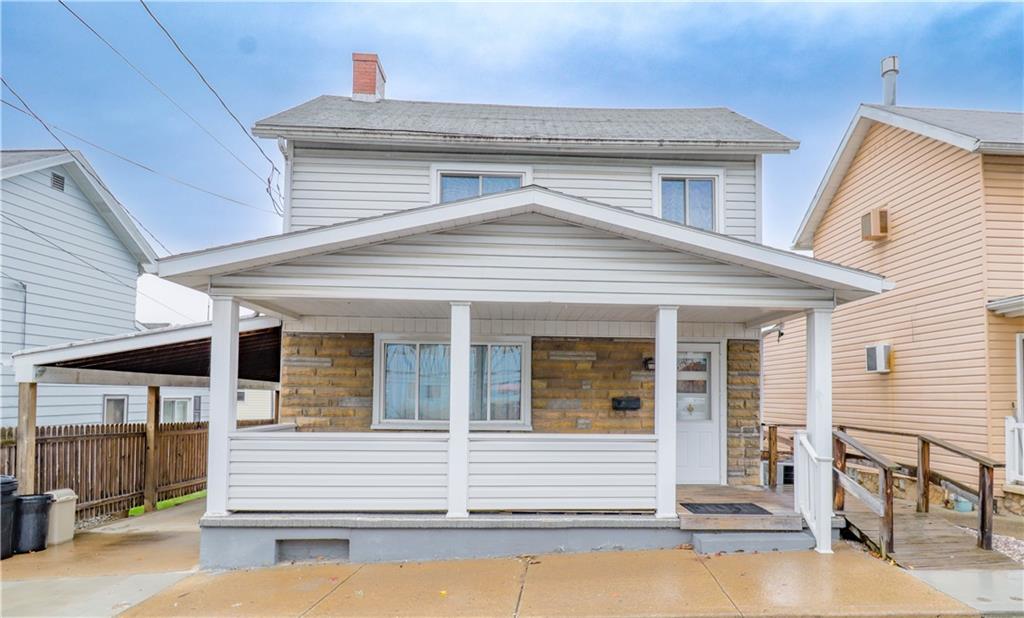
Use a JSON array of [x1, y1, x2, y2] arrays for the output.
[[678, 512, 805, 531], [691, 530, 816, 554]]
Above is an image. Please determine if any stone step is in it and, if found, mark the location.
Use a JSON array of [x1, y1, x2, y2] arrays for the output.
[[691, 530, 816, 554]]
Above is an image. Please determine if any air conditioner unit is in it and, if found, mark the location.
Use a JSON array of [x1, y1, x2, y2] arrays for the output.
[[865, 343, 892, 374], [861, 207, 889, 241]]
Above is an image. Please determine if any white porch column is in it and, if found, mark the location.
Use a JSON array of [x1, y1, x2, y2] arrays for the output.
[[447, 302, 471, 518], [207, 295, 240, 516], [655, 305, 678, 518], [805, 307, 834, 552]]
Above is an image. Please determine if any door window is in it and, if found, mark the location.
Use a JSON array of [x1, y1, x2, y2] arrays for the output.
[[677, 351, 711, 421]]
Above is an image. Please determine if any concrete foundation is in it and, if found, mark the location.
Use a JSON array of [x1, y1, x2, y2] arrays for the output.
[[200, 515, 692, 568]]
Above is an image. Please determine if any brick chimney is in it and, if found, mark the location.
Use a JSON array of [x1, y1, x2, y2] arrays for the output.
[[352, 52, 386, 102]]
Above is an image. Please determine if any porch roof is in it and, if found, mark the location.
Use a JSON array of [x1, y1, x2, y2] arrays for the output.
[[12, 317, 281, 387], [158, 187, 891, 321]]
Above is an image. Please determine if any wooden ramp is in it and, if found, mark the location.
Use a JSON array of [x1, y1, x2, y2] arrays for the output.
[[843, 498, 1020, 570]]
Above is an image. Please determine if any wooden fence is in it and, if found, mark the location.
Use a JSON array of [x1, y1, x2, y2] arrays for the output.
[[0, 420, 269, 521]]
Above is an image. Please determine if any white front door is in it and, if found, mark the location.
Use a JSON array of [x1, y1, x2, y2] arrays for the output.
[[676, 343, 722, 484]]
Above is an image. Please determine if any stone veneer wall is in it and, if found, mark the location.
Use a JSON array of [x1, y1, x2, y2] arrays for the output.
[[278, 333, 763, 469], [726, 340, 762, 486], [531, 337, 655, 433], [280, 333, 374, 431]]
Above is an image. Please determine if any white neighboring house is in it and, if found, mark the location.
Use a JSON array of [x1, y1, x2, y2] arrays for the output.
[[0, 150, 269, 425], [13, 54, 891, 567]]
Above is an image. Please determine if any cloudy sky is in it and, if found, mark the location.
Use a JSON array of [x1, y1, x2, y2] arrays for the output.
[[2, 2, 1021, 323]]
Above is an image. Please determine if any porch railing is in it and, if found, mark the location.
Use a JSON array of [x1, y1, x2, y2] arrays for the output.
[[225, 431, 658, 514], [793, 430, 832, 553], [467, 434, 657, 512], [1007, 417, 1024, 485], [226, 431, 449, 512], [832, 429, 898, 557]]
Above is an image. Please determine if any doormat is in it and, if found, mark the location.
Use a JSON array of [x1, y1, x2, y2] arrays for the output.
[[680, 502, 771, 515]]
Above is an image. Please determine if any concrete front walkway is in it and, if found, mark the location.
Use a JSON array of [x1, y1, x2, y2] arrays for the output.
[[0, 498, 983, 617]]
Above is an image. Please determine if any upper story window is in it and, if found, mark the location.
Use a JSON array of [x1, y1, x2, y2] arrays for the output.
[[430, 163, 533, 204], [373, 334, 531, 430], [652, 167, 725, 233], [441, 174, 522, 203]]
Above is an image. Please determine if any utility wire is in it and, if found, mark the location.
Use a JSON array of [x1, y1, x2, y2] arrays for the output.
[[3, 99, 278, 215], [56, 0, 281, 213], [138, 0, 284, 215], [1, 76, 173, 256], [1, 212, 197, 323]]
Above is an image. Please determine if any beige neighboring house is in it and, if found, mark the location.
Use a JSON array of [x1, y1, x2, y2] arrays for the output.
[[764, 92, 1024, 507]]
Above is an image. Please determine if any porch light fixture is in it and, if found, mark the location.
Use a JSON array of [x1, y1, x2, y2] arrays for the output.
[[643, 357, 655, 371]]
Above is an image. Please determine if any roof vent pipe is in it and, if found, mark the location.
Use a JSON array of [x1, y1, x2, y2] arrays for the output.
[[881, 55, 899, 106]]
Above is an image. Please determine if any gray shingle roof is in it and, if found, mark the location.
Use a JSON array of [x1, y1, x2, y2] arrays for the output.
[[254, 96, 797, 150], [863, 104, 1024, 149], [0, 149, 67, 170]]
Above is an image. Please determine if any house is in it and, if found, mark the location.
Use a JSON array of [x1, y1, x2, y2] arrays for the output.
[[763, 58, 1024, 513], [13, 53, 890, 566], [0, 150, 271, 425]]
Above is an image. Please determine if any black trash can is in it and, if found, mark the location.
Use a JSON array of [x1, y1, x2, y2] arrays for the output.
[[13, 494, 53, 554], [0, 476, 17, 560]]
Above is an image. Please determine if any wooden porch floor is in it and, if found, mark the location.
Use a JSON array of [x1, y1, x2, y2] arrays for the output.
[[842, 497, 1022, 570]]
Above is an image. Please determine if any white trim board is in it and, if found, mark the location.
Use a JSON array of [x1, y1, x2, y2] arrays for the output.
[[158, 186, 889, 303], [285, 317, 760, 340]]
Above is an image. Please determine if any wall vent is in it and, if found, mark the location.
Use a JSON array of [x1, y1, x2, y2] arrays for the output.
[[50, 172, 65, 192]]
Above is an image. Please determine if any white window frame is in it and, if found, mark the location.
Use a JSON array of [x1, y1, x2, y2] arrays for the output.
[[160, 397, 192, 423], [429, 162, 533, 204], [652, 166, 726, 233], [372, 332, 532, 431], [102, 394, 128, 424]]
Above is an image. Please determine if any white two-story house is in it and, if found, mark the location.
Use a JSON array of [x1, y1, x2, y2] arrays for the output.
[[14, 54, 890, 567]]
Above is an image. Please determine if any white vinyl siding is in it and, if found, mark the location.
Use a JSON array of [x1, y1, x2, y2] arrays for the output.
[[287, 150, 759, 241], [224, 430, 658, 512], [0, 167, 140, 426], [227, 432, 449, 511], [215, 213, 828, 308], [467, 434, 657, 511]]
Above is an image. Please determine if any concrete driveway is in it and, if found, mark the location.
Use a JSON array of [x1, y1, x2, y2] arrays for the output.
[[1, 499, 979, 617], [1, 499, 203, 617]]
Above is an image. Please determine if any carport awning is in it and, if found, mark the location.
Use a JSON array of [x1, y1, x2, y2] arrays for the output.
[[13, 317, 281, 389]]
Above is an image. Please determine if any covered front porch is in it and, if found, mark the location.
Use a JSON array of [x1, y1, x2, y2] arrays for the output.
[[145, 188, 890, 564]]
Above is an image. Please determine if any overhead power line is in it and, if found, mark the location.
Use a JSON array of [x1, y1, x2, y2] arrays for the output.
[[0, 212, 196, 323], [1, 76, 173, 256], [3, 99, 278, 215], [138, 0, 284, 215], [56, 0, 281, 213]]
